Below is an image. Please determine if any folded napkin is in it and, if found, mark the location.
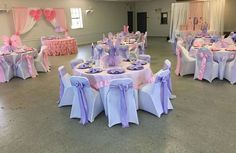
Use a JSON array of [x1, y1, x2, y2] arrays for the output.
[[107, 68, 125, 74], [86, 67, 103, 74], [85, 59, 95, 65], [127, 64, 144, 70], [77, 63, 92, 69], [131, 60, 147, 65]]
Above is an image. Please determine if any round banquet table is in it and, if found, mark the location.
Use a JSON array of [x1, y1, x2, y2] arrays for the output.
[[1, 49, 38, 64], [189, 46, 236, 80], [73, 61, 153, 110], [43, 38, 77, 56], [73, 62, 153, 90]]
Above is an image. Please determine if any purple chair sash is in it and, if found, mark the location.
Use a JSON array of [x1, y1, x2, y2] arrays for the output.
[[155, 74, 169, 114], [0, 57, 6, 83], [58, 74, 64, 101], [109, 83, 133, 128], [24, 55, 36, 78], [96, 46, 103, 60], [91, 43, 94, 58], [73, 82, 89, 125]]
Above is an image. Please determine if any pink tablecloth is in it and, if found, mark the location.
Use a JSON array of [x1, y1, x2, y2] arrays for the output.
[[73, 62, 153, 90], [43, 38, 77, 56]]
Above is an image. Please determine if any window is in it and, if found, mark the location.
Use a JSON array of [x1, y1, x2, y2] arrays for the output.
[[160, 12, 168, 24], [70, 8, 83, 29]]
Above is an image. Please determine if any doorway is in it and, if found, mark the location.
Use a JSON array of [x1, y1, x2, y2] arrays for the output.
[[127, 11, 133, 33], [137, 12, 147, 33]]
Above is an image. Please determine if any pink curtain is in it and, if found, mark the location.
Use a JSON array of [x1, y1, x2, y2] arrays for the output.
[[189, 2, 204, 19], [12, 7, 28, 35], [55, 8, 68, 32]]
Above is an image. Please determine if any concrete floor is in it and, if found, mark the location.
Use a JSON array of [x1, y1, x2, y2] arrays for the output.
[[0, 37, 236, 153]]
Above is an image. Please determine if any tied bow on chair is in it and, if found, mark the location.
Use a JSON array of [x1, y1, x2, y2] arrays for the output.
[[0, 57, 6, 83], [24, 55, 37, 78], [2, 35, 22, 52], [109, 83, 133, 128], [175, 47, 182, 76], [73, 82, 90, 125], [123, 25, 129, 33], [155, 75, 170, 114], [198, 52, 209, 80]]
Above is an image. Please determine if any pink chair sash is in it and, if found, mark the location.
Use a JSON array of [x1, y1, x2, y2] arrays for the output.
[[198, 52, 208, 80], [25, 55, 36, 78], [0, 57, 6, 83], [175, 47, 182, 75]]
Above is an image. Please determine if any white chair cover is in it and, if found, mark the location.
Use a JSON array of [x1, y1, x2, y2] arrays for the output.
[[0, 56, 14, 82], [224, 57, 236, 84], [15, 53, 38, 79], [70, 76, 103, 124], [139, 69, 173, 117], [58, 66, 75, 107], [34, 46, 50, 72], [194, 47, 219, 82], [175, 44, 196, 76], [106, 78, 139, 128]]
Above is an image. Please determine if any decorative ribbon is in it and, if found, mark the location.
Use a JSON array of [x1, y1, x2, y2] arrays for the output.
[[73, 82, 89, 125], [25, 55, 36, 78], [95, 46, 103, 60], [0, 57, 6, 83], [91, 43, 94, 59], [198, 52, 209, 80], [155, 74, 169, 114], [109, 83, 133, 128], [175, 47, 182, 76], [58, 73, 64, 101]]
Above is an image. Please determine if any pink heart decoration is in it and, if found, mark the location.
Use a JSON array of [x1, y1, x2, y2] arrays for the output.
[[29, 9, 42, 21], [43, 9, 56, 21]]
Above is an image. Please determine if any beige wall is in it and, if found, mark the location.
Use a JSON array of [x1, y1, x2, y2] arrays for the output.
[[134, 0, 236, 37], [224, 0, 236, 32], [134, 0, 175, 37], [0, 0, 129, 48]]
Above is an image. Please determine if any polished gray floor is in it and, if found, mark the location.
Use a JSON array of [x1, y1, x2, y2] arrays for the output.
[[0, 37, 235, 153]]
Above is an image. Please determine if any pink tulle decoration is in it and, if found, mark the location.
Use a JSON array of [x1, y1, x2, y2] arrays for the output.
[[2, 35, 22, 48], [29, 9, 42, 21], [43, 9, 56, 21]]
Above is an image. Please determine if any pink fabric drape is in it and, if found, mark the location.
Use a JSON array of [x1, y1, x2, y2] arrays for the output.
[[12, 7, 28, 35], [44, 8, 68, 34], [189, 2, 204, 19], [55, 8, 68, 32]]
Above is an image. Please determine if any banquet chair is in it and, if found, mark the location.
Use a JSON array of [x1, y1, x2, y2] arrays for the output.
[[193, 38, 204, 48], [118, 45, 129, 59], [175, 44, 196, 76], [34, 46, 50, 72], [58, 66, 75, 107], [15, 53, 38, 80], [139, 67, 173, 117], [194, 47, 219, 82], [224, 57, 236, 84], [70, 58, 84, 69], [143, 32, 148, 48], [0, 56, 14, 83], [136, 42, 151, 63], [70, 76, 104, 124], [106, 78, 139, 128]]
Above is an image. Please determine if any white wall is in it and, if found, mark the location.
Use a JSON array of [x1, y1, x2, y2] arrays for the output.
[[0, 0, 129, 48], [134, 0, 175, 37]]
